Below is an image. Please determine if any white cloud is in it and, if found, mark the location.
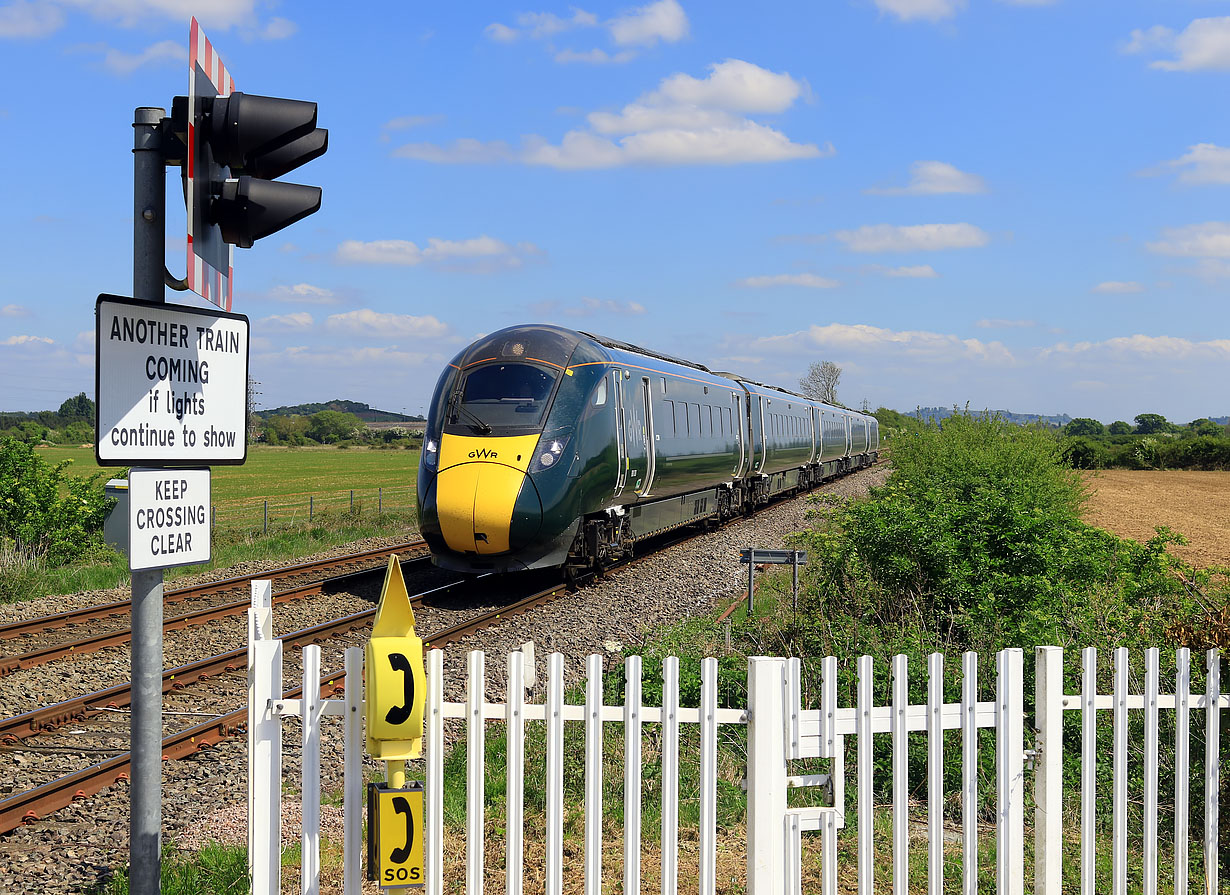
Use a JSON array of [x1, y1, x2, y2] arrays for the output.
[[1127, 18, 1230, 72], [97, 39, 185, 75], [867, 160, 987, 196], [485, 22, 520, 42], [1091, 281, 1144, 294], [336, 236, 539, 270], [264, 283, 341, 305], [609, 0, 688, 47], [561, 297, 647, 316], [1, 334, 53, 346], [743, 322, 1013, 364], [834, 223, 990, 253], [485, 7, 598, 42], [1, 304, 31, 317], [555, 47, 636, 64], [737, 273, 840, 289], [1161, 143, 1230, 185], [1146, 222, 1230, 258], [325, 310, 450, 340], [874, 0, 967, 24], [0, 0, 64, 37], [1041, 335, 1230, 362], [395, 138, 514, 164], [400, 59, 823, 169], [256, 312, 314, 332], [882, 264, 939, 278], [975, 319, 1036, 329]]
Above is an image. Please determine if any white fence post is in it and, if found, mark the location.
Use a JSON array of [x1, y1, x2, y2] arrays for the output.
[[342, 646, 362, 895], [699, 657, 718, 895], [857, 655, 873, 895], [892, 654, 908, 895], [927, 652, 943, 895], [248, 580, 281, 895], [1112, 647, 1128, 895], [427, 648, 445, 895], [300, 644, 322, 895], [545, 652, 565, 895], [1080, 648, 1096, 895], [466, 650, 485, 895], [505, 649, 525, 895], [623, 654, 643, 895], [747, 657, 787, 895], [961, 651, 978, 895], [1205, 649, 1221, 895], [661, 656, 681, 895], [1034, 646, 1063, 895], [996, 648, 1024, 895], [584, 654, 603, 895], [1174, 648, 1190, 895]]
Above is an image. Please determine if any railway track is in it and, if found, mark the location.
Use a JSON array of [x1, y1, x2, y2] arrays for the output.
[[0, 540, 430, 675], [0, 572, 564, 833]]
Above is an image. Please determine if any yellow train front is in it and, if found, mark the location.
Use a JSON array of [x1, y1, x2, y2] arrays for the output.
[[417, 324, 612, 573]]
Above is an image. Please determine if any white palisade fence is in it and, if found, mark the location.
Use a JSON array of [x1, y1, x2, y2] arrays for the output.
[[248, 596, 1227, 895]]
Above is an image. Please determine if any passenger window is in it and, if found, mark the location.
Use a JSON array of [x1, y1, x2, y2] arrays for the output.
[[674, 401, 686, 435], [594, 377, 607, 406]]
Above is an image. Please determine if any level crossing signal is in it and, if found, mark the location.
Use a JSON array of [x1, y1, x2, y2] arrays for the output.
[[173, 91, 327, 249]]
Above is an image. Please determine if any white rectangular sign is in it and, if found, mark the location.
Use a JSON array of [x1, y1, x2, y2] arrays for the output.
[[96, 294, 249, 465], [128, 468, 211, 571]]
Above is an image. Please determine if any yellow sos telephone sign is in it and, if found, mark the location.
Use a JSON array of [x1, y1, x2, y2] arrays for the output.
[[367, 782, 424, 888], [365, 555, 426, 761]]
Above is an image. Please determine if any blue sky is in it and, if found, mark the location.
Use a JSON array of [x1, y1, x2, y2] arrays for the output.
[[0, 0, 1227, 423]]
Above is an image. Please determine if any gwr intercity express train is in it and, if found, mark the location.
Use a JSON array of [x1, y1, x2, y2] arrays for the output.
[[416, 325, 879, 576]]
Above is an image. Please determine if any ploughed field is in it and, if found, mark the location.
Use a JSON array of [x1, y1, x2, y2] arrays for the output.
[[1082, 469, 1230, 569]]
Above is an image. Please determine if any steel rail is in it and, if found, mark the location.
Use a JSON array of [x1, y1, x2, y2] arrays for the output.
[[0, 576, 563, 832], [0, 556, 434, 677], [0, 539, 427, 643]]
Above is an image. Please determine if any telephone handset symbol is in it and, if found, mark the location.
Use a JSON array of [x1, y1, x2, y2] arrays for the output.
[[390, 796, 413, 864], [385, 653, 414, 725]]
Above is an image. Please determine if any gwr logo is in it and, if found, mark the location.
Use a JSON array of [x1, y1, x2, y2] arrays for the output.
[[469, 448, 499, 459]]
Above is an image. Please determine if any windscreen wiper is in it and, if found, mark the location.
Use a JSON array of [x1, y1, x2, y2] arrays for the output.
[[449, 393, 492, 434]]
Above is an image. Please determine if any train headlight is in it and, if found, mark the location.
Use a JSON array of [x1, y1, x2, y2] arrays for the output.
[[531, 434, 570, 471], [424, 438, 438, 467]]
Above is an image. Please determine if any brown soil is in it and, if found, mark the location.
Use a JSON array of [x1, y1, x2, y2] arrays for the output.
[[1082, 469, 1230, 569]]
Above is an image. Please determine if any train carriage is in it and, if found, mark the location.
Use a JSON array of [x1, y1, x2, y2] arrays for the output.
[[417, 324, 878, 575]]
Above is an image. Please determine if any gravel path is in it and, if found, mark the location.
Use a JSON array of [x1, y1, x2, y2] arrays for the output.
[[0, 467, 886, 894]]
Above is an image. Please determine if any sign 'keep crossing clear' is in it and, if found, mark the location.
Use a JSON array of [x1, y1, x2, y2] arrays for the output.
[[95, 294, 249, 466], [128, 468, 211, 571]]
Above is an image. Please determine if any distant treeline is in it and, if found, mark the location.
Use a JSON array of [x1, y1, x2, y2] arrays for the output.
[[0, 393, 95, 445], [257, 399, 424, 423], [871, 408, 1230, 471], [1059, 414, 1230, 470]]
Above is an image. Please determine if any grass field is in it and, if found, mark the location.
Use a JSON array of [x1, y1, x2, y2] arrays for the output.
[[35, 443, 422, 504]]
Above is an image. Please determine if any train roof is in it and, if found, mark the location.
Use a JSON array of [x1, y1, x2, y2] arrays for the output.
[[579, 331, 712, 374]]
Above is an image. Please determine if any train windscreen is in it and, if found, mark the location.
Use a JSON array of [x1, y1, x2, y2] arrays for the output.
[[458, 363, 558, 428]]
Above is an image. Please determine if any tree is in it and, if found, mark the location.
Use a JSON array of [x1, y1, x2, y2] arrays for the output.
[[1187, 418, 1222, 437], [306, 410, 364, 444], [1133, 413, 1172, 435], [1064, 418, 1105, 437], [799, 360, 841, 404], [57, 392, 94, 422], [1108, 420, 1132, 436]]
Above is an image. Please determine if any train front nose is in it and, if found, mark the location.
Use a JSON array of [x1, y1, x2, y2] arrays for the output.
[[434, 435, 542, 554]]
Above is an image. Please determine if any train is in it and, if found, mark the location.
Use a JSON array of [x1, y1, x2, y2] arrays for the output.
[[416, 324, 879, 577]]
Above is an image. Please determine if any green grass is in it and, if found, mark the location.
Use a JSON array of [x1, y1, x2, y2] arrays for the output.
[[1, 444, 426, 601], [88, 843, 248, 895], [36, 442, 422, 504]]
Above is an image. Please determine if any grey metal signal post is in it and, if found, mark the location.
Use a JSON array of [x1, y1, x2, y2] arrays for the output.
[[130, 106, 167, 895]]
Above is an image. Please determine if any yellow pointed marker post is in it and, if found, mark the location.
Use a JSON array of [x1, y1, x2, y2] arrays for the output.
[[365, 555, 427, 767], [365, 556, 428, 888]]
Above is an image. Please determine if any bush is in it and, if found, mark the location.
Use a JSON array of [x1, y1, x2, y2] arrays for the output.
[[791, 412, 1203, 653], [0, 436, 113, 565]]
